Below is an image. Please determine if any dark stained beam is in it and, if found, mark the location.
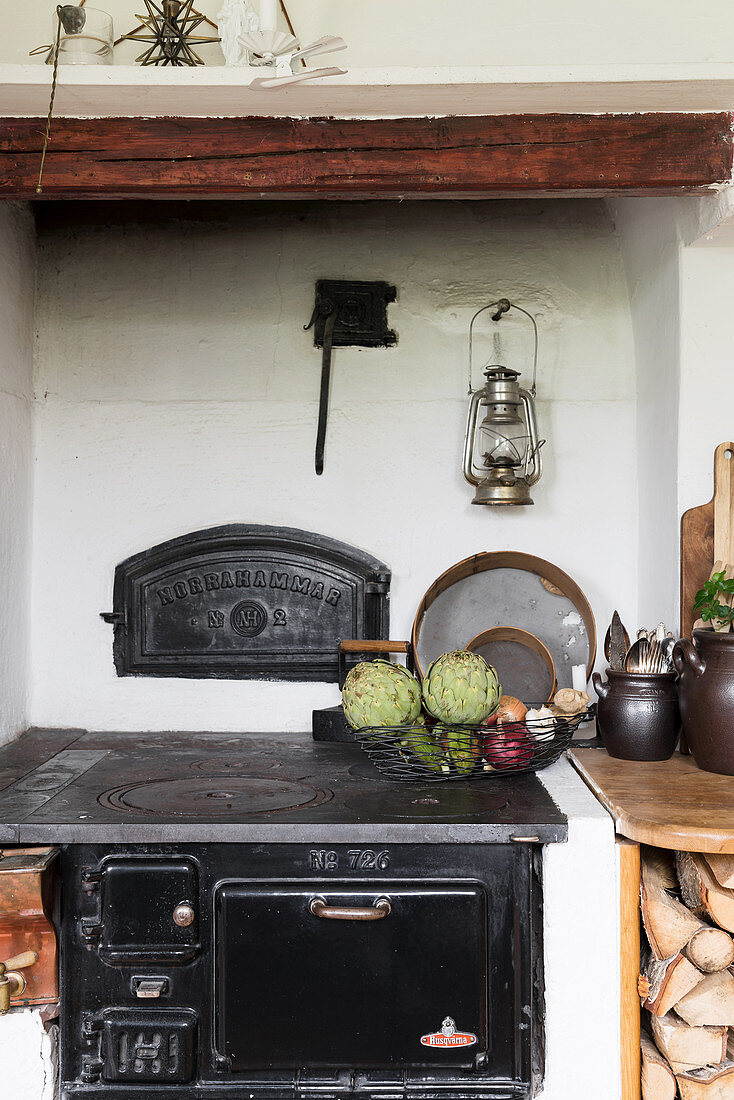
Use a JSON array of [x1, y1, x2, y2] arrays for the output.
[[0, 113, 730, 199]]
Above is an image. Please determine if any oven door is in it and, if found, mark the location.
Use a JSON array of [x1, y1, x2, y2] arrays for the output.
[[215, 880, 488, 1071]]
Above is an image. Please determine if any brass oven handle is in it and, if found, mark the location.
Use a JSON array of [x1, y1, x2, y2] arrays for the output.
[[310, 896, 391, 921]]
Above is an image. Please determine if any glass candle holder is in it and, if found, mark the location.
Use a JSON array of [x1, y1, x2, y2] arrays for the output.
[[54, 8, 114, 65]]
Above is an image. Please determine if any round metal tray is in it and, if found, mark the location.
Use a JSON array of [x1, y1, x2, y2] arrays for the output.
[[411, 551, 596, 689]]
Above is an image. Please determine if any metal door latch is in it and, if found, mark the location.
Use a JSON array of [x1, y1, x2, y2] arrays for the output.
[[133, 977, 169, 999]]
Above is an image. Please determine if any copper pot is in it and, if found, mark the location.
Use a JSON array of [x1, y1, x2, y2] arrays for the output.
[[673, 628, 734, 775], [592, 669, 679, 761]]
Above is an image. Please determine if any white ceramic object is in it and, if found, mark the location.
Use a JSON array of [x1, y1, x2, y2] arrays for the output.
[[216, 0, 258, 66]]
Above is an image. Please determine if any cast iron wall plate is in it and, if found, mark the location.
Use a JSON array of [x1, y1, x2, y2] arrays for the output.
[[310, 280, 397, 348], [101, 525, 390, 682]]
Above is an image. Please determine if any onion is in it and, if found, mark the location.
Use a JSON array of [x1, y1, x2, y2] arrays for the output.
[[482, 725, 534, 770], [525, 706, 556, 741], [495, 695, 528, 724]]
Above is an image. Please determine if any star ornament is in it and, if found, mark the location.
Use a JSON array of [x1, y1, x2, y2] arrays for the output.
[[121, 0, 220, 66]]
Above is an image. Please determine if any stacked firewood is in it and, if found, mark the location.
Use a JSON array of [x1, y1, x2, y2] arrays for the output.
[[640, 848, 734, 1100]]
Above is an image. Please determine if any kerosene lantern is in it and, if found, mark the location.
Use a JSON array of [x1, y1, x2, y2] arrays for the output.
[[462, 298, 545, 506]]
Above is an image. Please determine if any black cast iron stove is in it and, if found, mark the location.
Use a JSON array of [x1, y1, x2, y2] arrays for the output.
[[0, 527, 568, 1100], [0, 729, 565, 1100]]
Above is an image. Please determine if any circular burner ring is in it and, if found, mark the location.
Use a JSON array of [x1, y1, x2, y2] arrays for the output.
[[99, 775, 332, 817], [189, 757, 282, 773]]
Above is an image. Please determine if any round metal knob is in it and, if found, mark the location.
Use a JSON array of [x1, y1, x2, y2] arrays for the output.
[[173, 902, 195, 928]]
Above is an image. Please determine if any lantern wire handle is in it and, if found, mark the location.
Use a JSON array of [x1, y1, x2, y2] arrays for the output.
[[468, 299, 539, 398]]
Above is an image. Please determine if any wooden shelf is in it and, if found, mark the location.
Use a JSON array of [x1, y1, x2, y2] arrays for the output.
[[5, 62, 734, 118], [570, 748, 734, 854]]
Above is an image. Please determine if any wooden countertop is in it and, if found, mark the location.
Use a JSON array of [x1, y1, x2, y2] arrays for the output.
[[569, 748, 734, 853]]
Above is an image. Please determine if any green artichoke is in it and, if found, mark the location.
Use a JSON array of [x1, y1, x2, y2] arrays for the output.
[[422, 650, 500, 724], [439, 727, 477, 775], [342, 660, 422, 729], [399, 727, 449, 774]]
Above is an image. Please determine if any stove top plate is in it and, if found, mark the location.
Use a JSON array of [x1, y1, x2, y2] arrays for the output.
[[0, 730, 568, 844], [99, 775, 331, 817], [343, 786, 508, 819]]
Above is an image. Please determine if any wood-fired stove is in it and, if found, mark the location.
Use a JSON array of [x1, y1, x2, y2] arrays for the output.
[[0, 728, 566, 1100]]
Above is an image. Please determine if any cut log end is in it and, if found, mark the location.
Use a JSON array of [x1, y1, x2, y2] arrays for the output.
[[707, 854, 734, 891], [677, 853, 734, 935], [675, 969, 734, 1027], [642, 950, 705, 1017], [685, 928, 734, 974], [643, 849, 706, 959], [641, 1033, 676, 1100], [650, 1010, 728, 1072], [676, 1060, 734, 1100]]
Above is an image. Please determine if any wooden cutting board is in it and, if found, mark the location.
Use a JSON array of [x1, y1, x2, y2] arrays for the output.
[[680, 442, 734, 638]]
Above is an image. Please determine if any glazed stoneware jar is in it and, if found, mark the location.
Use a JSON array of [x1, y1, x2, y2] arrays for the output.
[[674, 629, 734, 775], [592, 669, 679, 761]]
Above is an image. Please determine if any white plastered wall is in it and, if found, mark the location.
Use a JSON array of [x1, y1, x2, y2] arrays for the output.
[[4, 191, 704, 1100], [0, 203, 34, 745], [0, 1012, 56, 1100], [679, 235, 734, 518], [540, 759, 620, 1100], [609, 199, 683, 632], [6, 0, 734, 67], [609, 189, 734, 633], [31, 199, 637, 731]]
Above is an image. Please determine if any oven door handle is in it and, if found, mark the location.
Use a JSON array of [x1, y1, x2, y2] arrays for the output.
[[309, 896, 391, 921]]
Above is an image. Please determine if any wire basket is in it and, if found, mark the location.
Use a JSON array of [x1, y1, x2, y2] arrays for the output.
[[356, 705, 596, 783]]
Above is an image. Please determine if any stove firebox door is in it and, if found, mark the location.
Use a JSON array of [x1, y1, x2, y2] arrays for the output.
[[95, 858, 199, 965], [216, 881, 487, 1070]]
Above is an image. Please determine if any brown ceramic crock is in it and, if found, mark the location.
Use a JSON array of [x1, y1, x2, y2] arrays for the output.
[[592, 669, 680, 761], [673, 628, 734, 775]]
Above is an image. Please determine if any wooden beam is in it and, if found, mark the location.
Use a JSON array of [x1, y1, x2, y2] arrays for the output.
[[620, 839, 642, 1100], [0, 113, 730, 200]]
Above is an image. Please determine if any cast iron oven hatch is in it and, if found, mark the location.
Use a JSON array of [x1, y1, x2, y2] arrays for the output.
[[308, 280, 398, 350], [101, 524, 390, 682]]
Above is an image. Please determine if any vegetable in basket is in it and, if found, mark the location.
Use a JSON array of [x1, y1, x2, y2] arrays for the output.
[[422, 650, 500, 724], [342, 660, 422, 729], [399, 728, 450, 774], [482, 721, 534, 770], [440, 727, 476, 775]]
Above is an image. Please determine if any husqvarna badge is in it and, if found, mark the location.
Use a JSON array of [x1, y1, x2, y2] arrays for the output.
[[420, 1017, 477, 1048]]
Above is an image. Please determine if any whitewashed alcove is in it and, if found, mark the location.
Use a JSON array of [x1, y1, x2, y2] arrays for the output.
[[1, 5, 734, 1090]]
